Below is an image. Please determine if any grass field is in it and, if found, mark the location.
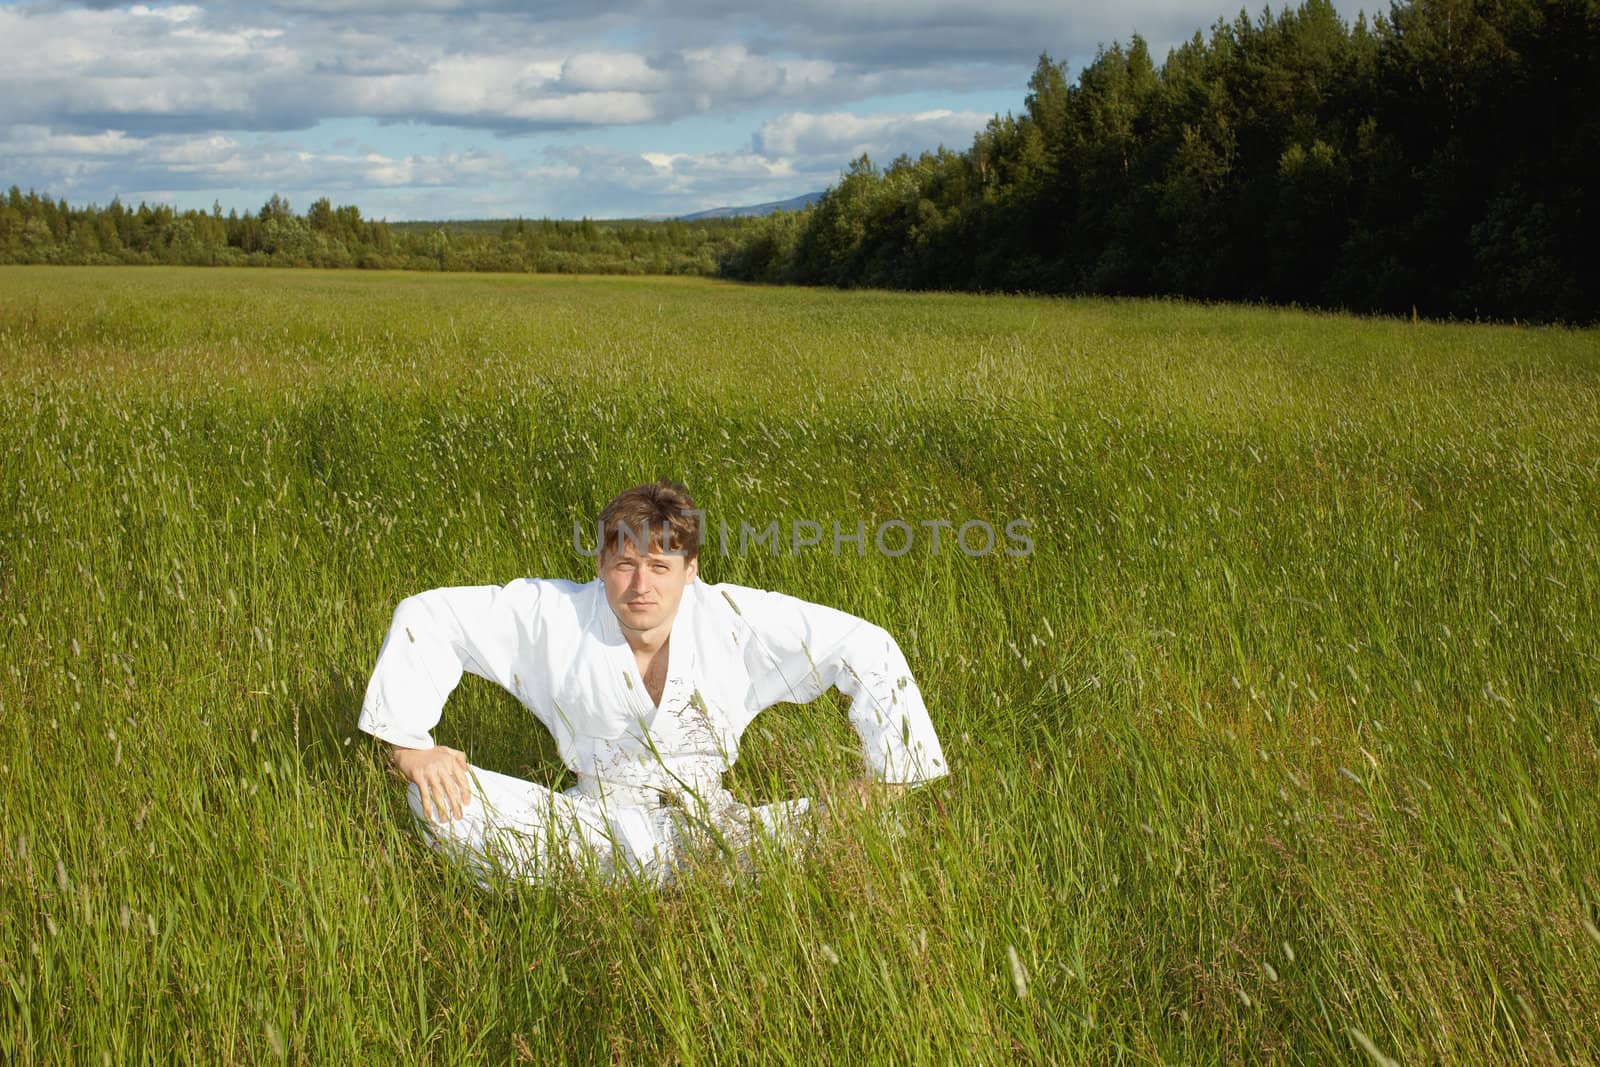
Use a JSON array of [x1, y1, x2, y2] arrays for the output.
[[2, 265, 1598, 1064]]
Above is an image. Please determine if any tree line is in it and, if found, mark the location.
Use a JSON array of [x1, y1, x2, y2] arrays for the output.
[[4, 0, 1592, 321], [720, 0, 1597, 323], [0, 188, 754, 276]]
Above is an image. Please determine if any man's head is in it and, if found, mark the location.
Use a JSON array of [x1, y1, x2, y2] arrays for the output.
[[596, 480, 701, 639]]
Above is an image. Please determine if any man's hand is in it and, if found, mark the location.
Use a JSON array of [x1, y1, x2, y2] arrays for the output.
[[390, 744, 473, 823]]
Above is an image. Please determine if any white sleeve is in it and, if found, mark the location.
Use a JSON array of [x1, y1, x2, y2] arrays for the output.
[[357, 582, 533, 750], [723, 585, 948, 784]]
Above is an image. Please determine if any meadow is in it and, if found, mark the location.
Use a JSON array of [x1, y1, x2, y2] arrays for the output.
[[1, 265, 1597, 1064]]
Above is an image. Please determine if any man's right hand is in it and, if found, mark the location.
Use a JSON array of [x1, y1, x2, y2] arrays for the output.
[[390, 744, 473, 823]]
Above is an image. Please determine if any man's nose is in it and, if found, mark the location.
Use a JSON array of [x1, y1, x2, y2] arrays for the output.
[[628, 567, 650, 592]]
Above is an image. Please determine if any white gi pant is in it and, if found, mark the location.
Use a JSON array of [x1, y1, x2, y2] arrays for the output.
[[407, 765, 813, 886]]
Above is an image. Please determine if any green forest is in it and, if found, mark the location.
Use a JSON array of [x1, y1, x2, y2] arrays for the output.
[[725, 0, 1596, 323], [3, 0, 1595, 322], [0, 189, 754, 276]]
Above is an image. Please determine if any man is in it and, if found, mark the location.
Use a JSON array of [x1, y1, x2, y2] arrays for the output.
[[358, 479, 947, 885]]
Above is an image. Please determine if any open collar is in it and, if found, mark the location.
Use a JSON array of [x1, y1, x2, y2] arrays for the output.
[[592, 577, 700, 721]]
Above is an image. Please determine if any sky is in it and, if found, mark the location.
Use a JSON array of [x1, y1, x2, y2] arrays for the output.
[[0, 0, 1375, 220]]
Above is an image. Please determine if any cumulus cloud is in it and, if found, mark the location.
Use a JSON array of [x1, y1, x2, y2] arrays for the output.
[[3, 104, 990, 219], [530, 107, 992, 214], [1, 0, 1334, 137], [0, 123, 517, 200], [534, 143, 800, 211], [558, 52, 668, 94], [753, 109, 992, 164], [0, 118, 800, 217], [3, 0, 1378, 216], [0, 4, 966, 137]]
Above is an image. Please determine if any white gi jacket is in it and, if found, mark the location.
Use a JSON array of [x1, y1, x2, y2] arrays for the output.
[[358, 577, 946, 881]]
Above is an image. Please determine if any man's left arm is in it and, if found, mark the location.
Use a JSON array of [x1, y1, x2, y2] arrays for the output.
[[724, 585, 948, 786]]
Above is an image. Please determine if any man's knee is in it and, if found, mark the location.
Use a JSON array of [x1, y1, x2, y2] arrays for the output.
[[402, 770, 618, 884]]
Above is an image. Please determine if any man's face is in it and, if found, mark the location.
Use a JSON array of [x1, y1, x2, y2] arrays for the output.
[[598, 542, 698, 637]]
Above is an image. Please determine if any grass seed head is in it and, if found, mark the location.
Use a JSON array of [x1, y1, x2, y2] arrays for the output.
[[1007, 944, 1028, 999], [1348, 1025, 1399, 1067]]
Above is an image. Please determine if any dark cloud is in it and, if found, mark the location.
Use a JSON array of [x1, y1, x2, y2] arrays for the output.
[[4, 1, 1380, 139]]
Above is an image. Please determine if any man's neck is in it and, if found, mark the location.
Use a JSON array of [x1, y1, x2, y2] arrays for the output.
[[620, 613, 676, 654]]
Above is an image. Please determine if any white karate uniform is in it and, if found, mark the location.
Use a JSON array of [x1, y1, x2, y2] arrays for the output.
[[358, 577, 947, 884]]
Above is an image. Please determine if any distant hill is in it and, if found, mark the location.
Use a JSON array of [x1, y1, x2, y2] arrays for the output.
[[678, 192, 824, 221]]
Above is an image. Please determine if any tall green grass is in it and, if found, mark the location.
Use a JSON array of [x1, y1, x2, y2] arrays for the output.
[[2, 266, 1597, 1063]]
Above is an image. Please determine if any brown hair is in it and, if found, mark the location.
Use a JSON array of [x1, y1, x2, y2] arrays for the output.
[[597, 479, 702, 560]]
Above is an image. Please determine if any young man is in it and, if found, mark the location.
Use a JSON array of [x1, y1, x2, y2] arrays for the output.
[[358, 480, 947, 885]]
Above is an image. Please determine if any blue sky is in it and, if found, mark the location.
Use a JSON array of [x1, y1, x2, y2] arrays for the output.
[[1, 0, 1374, 220]]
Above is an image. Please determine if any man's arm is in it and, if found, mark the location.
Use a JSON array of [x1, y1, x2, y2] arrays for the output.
[[359, 581, 535, 820], [720, 584, 948, 785]]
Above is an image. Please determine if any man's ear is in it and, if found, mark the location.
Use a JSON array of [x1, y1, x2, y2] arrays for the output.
[[686, 556, 699, 583]]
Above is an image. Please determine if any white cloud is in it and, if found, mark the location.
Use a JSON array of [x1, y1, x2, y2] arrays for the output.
[[0, 123, 517, 201], [2, 125, 145, 159], [559, 52, 667, 93], [753, 108, 991, 163], [676, 43, 836, 99], [6, 0, 1301, 137], [0, 3, 956, 136], [1, 0, 1380, 216], [1, 99, 986, 218], [127, 4, 202, 22]]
